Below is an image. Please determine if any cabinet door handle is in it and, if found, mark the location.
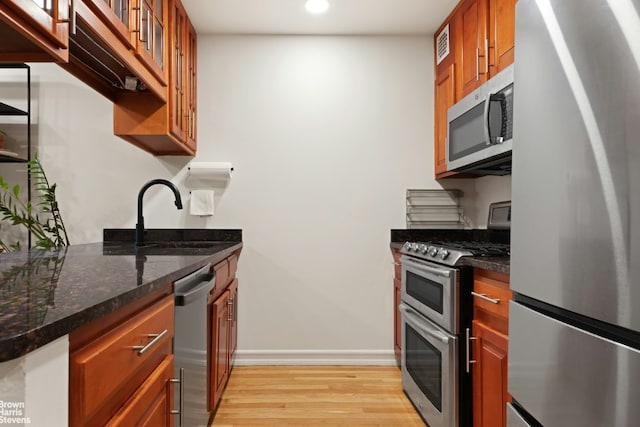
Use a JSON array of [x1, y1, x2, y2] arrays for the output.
[[132, 329, 168, 356], [476, 47, 480, 81], [228, 297, 234, 321], [471, 291, 500, 304], [465, 327, 477, 373], [59, 0, 76, 35], [134, 3, 148, 43], [479, 39, 489, 75], [146, 8, 152, 52], [170, 367, 184, 426]]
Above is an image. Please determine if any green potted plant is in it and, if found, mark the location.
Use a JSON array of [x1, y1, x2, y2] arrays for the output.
[[0, 153, 69, 251]]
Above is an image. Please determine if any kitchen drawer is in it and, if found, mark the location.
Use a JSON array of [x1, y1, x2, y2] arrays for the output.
[[70, 295, 174, 424], [105, 355, 174, 426], [214, 259, 230, 290], [473, 270, 512, 319]]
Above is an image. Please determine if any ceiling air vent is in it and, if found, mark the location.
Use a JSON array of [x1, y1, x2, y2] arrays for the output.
[[436, 24, 450, 65]]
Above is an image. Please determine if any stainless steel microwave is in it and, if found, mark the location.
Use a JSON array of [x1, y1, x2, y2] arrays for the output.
[[447, 64, 514, 174]]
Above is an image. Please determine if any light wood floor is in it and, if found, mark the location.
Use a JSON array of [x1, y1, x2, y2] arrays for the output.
[[210, 366, 425, 427]]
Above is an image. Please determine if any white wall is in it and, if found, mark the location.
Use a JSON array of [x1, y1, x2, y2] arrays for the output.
[[197, 35, 437, 363], [451, 175, 512, 228]]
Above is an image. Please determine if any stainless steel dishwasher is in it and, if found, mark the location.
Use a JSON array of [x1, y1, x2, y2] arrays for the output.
[[173, 263, 215, 427]]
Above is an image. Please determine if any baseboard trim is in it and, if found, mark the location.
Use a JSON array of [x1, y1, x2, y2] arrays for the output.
[[234, 350, 397, 366]]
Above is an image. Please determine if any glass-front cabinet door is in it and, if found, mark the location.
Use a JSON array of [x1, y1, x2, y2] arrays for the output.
[[169, 0, 186, 142], [87, 0, 135, 49], [135, 0, 167, 84], [185, 18, 196, 150], [84, 0, 167, 85], [3, 0, 70, 49]]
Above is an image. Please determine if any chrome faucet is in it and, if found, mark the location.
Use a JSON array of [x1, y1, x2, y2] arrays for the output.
[[135, 179, 183, 246]]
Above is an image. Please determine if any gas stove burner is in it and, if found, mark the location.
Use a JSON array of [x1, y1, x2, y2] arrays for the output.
[[401, 240, 510, 266]]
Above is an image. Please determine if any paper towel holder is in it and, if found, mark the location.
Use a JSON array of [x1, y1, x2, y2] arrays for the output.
[[187, 162, 234, 180]]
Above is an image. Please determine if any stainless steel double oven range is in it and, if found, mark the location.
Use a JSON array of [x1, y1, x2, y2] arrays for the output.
[[399, 208, 510, 427]]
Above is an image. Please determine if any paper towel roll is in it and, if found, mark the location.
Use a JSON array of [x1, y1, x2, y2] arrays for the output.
[[188, 162, 233, 180]]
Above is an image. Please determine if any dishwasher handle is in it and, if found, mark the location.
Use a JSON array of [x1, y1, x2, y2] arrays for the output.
[[174, 263, 215, 306]]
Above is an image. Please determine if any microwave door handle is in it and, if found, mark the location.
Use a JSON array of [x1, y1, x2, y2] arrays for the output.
[[483, 93, 492, 146], [496, 93, 508, 144], [484, 93, 508, 145]]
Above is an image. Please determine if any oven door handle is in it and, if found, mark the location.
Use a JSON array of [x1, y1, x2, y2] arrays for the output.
[[401, 256, 451, 278], [400, 304, 450, 344]]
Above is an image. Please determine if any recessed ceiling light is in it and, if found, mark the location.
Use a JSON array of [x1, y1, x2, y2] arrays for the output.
[[305, 0, 330, 14]]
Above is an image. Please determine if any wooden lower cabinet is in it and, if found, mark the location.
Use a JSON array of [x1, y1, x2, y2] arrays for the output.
[[392, 248, 402, 366], [393, 277, 401, 364], [472, 320, 509, 427], [210, 289, 230, 410], [106, 355, 175, 427], [229, 279, 239, 362], [471, 269, 511, 427], [69, 288, 176, 427], [208, 255, 240, 414]]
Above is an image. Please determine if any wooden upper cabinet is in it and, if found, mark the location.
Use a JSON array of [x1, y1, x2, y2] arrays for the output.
[[434, 63, 455, 177], [489, 0, 516, 74], [169, 0, 186, 143], [84, 0, 136, 50], [167, 0, 196, 152], [0, 0, 70, 62], [433, 0, 515, 179], [113, 0, 196, 155], [185, 17, 196, 149], [458, 0, 489, 97], [134, 0, 168, 84], [84, 0, 167, 85]]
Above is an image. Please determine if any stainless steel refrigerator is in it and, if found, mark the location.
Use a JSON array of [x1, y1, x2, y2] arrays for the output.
[[508, 0, 640, 426]]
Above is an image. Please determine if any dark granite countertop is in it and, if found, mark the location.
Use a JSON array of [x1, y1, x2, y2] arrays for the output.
[[0, 229, 242, 362], [390, 229, 510, 274], [457, 256, 510, 274]]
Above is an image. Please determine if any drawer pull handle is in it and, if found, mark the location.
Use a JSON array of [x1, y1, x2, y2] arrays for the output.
[[132, 329, 168, 356], [170, 368, 184, 425], [471, 291, 500, 304]]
